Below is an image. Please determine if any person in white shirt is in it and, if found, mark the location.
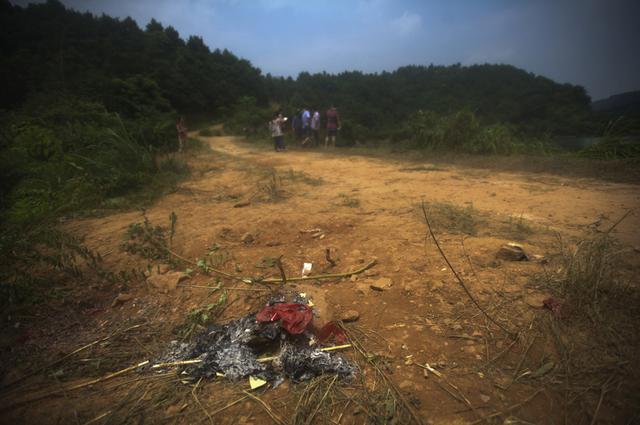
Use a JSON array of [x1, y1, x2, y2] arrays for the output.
[[269, 112, 286, 151], [311, 110, 320, 147]]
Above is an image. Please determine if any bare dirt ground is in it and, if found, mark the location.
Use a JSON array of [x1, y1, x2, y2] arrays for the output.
[[2, 131, 639, 425]]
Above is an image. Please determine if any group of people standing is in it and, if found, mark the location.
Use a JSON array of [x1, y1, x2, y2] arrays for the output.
[[270, 106, 341, 152]]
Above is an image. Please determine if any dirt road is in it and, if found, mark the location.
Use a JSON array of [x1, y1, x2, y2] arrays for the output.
[[4, 134, 639, 424]]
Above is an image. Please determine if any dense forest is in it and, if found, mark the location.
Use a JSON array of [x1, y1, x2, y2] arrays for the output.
[[0, 0, 266, 115], [0, 0, 266, 226]]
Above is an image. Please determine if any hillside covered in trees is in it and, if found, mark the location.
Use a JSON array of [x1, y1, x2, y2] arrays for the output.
[[0, 0, 266, 115], [2, 0, 595, 139], [264, 64, 592, 139], [0, 0, 625, 231]]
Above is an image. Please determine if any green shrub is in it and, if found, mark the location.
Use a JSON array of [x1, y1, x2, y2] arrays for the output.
[[224, 96, 271, 138], [338, 120, 369, 145], [467, 123, 517, 154], [403, 109, 533, 155], [0, 97, 192, 310], [579, 138, 640, 159], [0, 97, 189, 226]]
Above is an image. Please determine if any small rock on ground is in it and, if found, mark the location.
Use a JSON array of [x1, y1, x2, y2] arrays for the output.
[[524, 293, 551, 308], [111, 293, 133, 307], [496, 243, 528, 261], [341, 310, 360, 322], [147, 271, 190, 293], [157, 264, 171, 274], [370, 277, 392, 291], [241, 232, 254, 244]]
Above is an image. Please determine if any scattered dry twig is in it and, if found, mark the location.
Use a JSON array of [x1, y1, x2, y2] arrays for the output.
[[192, 378, 214, 425], [470, 389, 543, 425], [420, 201, 516, 337], [82, 410, 112, 425], [325, 248, 337, 267], [347, 328, 425, 425], [156, 234, 376, 285], [0, 361, 151, 412], [209, 395, 249, 417], [306, 375, 338, 425], [275, 255, 287, 285], [1, 323, 145, 391], [243, 390, 286, 425], [152, 344, 352, 369]]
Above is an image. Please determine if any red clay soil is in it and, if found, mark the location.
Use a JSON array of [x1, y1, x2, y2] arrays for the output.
[[1, 132, 639, 425]]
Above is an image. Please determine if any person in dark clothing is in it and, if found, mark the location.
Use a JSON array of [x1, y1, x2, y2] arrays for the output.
[[325, 106, 341, 148], [291, 110, 302, 143]]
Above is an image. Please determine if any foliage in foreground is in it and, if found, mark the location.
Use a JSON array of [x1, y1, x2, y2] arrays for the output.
[[534, 231, 640, 421], [0, 98, 186, 227], [0, 97, 189, 310]]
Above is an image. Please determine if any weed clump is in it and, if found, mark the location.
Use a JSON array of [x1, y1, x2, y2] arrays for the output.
[[284, 168, 323, 186], [258, 171, 287, 202], [533, 232, 640, 421], [178, 289, 229, 339], [337, 193, 360, 208], [554, 233, 633, 314], [501, 214, 536, 240], [121, 212, 178, 263], [421, 201, 482, 235]]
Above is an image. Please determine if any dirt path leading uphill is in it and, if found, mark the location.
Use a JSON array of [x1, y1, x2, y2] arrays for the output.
[[3, 133, 639, 425]]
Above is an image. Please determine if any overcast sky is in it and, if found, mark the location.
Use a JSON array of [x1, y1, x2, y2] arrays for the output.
[[14, 0, 640, 100]]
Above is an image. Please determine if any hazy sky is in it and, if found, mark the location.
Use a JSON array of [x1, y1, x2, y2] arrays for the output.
[[14, 0, 640, 100]]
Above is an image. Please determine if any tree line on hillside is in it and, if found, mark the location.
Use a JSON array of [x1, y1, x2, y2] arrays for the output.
[[0, 0, 265, 115], [262, 64, 592, 140]]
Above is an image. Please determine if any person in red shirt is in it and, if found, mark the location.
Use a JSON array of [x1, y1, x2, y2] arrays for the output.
[[324, 105, 341, 149]]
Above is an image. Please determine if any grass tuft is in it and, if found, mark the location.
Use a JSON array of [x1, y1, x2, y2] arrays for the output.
[[399, 164, 446, 172], [555, 233, 630, 312], [337, 193, 360, 208], [258, 171, 286, 202], [420, 201, 482, 235]]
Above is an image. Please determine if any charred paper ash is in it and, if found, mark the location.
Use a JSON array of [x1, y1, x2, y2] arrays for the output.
[[154, 293, 356, 384]]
